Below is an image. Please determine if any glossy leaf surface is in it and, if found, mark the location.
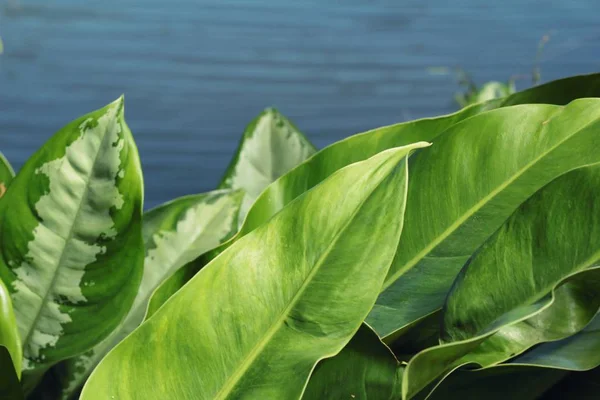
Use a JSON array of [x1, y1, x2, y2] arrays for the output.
[[402, 165, 600, 398], [0, 98, 145, 376], [370, 99, 600, 340], [81, 143, 427, 399], [510, 313, 600, 370], [147, 74, 600, 325], [55, 189, 243, 398]]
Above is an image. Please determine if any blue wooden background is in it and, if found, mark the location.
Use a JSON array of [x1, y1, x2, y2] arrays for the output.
[[1, 0, 599, 208]]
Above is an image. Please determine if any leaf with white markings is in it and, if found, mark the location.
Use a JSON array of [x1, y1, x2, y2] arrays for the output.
[[81, 142, 428, 400], [218, 108, 316, 227], [53, 189, 243, 399], [146, 74, 600, 326], [0, 98, 145, 382]]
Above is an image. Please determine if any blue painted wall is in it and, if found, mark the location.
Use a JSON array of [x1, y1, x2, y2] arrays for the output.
[[1, 0, 599, 208]]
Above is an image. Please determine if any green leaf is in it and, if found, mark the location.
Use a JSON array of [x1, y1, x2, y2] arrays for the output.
[[402, 164, 600, 398], [0, 346, 24, 400], [302, 324, 402, 400], [0, 151, 15, 199], [509, 313, 600, 370], [53, 189, 243, 399], [403, 267, 600, 399], [81, 142, 428, 400], [0, 278, 21, 377], [145, 109, 316, 317], [149, 73, 600, 343], [0, 97, 145, 378], [218, 108, 316, 226], [368, 98, 600, 341], [443, 165, 600, 342]]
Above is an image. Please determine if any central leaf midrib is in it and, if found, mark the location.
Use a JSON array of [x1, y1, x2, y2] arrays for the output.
[[212, 156, 402, 400], [22, 115, 119, 356], [382, 110, 600, 292]]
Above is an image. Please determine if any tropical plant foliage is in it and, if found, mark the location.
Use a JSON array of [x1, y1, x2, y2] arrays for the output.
[[1, 73, 600, 399]]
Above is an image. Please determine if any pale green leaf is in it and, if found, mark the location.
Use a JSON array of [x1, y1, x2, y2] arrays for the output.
[[0, 97, 145, 381], [53, 189, 243, 399], [81, 142, 428, 400], [402, 266, 600, 399], [219, 108, 316, 226], [370, 99, 600, 341]]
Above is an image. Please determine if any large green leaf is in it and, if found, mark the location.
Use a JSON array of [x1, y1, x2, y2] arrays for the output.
[[218, 108, 316, 226], [81, 142, 428, 400], [152, 74, 600, 333], [0, 97, 144, 378], [401, 165, 600, 398], [0, 151, 14, 199], [402, 267, 600, 399], [145, 92, 500, 319], [368, 98, 600, 340], [302, 324, 402, 400], [0, 346, 24, 400], [443, 165, 600, 341], [53, 189, 243, 399], [0, 278, 21, 377]]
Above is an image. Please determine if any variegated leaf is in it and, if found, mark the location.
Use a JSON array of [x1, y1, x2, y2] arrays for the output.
[[54, 189, 243, 399], [0, 97, 145, 381], [219, 108, 316, 226]]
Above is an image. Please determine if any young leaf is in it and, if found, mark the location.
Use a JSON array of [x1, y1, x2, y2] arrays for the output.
[[302, 324, 402, 400], [53, 189, 243, 399], [0, 98, 145, 379], [218, 108, 316, 226], [369, 99, 600, 340], [0, 278, 21, 377], [80, 142, 429, 400], [145, 74, 600, 326], [0, 152, 15, 199], [403, 164, 600, 398]]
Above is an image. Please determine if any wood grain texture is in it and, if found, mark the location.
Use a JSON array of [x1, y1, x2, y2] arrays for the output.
[[0, 0, 599, 208]]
